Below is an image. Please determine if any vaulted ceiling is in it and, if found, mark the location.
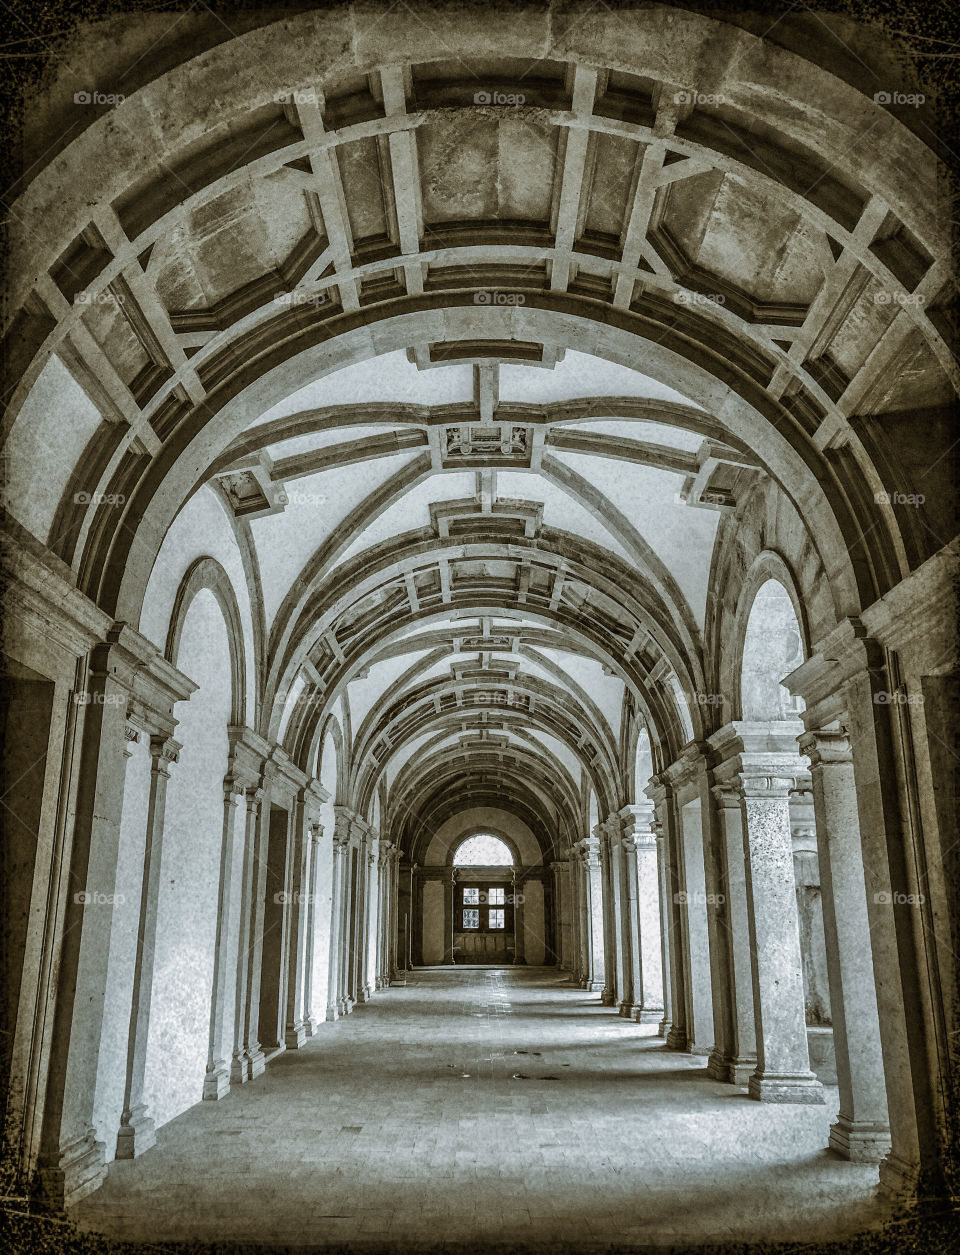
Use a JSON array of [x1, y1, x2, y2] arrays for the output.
[[4, 3, 954, 864]]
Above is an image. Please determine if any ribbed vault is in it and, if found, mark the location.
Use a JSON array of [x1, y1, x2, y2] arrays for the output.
[[4, 0, 955, 868]]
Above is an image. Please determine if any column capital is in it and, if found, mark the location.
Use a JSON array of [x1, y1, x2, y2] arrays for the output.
[[577, 836, 601, 866], [222, 775, 247, 803], [663, 740, 711, 790], [309, 821, 324, 843], [737, 762, 806, 798], [148, 734, 181, 774], [798, 726, 853, 768], [245, 785, 264, 813], [122, 722, 142, 757], [644, 772, 673, 807], [711, 777, 743, 807]]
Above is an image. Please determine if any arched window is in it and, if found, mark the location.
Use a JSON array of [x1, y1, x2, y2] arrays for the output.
[[452, 833, 513, 866]]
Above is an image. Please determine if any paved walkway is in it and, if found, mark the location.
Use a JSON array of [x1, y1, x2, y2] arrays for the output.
[[73, 967, 888, 1249]]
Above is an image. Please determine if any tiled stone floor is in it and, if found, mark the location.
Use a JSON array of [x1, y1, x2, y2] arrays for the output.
[[73, 967, 889, 1250]]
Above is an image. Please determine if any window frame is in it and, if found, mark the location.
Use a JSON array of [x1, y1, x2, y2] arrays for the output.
[[455, 881, 515, 934]]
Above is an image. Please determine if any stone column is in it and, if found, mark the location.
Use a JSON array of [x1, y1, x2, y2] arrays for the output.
[[787, 599, 957, 1197], [597, 822, 621, 1007], [303, 822, 323, 1033], [232, 787, 266, 1079], [512, 869, 526, 964], [34, 623, 196, 1209], [578, 836, 605, 991], [709, 780, 756, 1084], [621, 804, 663, 1024], [389, 848, 404, 982], [647, 775, 685, 1048], [652, 818, 673, 1039], [800, 728, 890, 1160], [712, 723, 823, 1104], [243, 764, 276, 1055], [327, 821, 349, 1018], [116, 734, 181, 1157], [203, 773, 246, 1100], [374, 843, 387, 987], [334, 810, 353, 1015], [360, 837, 378, 999], [283, 788, 313, 1048], [348, 820, 368, 1003], [566, 850, 583, 983]]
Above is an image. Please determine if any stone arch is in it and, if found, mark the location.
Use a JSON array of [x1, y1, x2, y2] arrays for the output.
[[164, 555, 248, 727]]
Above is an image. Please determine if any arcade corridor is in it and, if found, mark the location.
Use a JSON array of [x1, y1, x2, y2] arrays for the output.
[[74, 968, 886, 1250]]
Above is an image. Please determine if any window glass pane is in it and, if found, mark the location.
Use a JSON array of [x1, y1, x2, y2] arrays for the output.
[[463, 888, 480, 904], [489, 909, 505, 929], [488, 887, 505, 905], [453, 834, 513, 866], [463, 909, 480, 929]]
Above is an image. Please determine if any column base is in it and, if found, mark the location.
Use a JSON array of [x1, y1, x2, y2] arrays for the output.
[[389, 973, 407, 986], [284, 1021, 308, 1050], [657, 1016, 670, 1038], [325, 1002, 340, 1022], [600, 989, 617, 1006], [38, 1128, 106, 1208], [231, 1044, 266, 1082], [202, 1064, 231, 1101], [636, 1007, 664, 1025], [357, 983, 374, 1003], [828, 1117, 891, 1162], [303, 1013, 319, 1036], [618, 1001, 641, 1018], [582, 979, 604, 992], [684, 1043, 713, 1057], [729, 1056, 757, 1085], [115, 1105, 156, 1160], [706, 1049, 730, 1081], [705, 1050, 755, 1084], [665, 1024, 687, 1050], [748, 1071, 825, 1104]]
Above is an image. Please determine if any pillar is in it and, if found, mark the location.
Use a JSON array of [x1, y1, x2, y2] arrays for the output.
[[709, 780, 756, 1084], [116, 734, 181, 1157], [652, 818, 673, 1039], [513, 869, 526, 964], [283, 787, 318, 1048], [800, 728, 890, 1160], [328, 819, 349, 1018], [647, 775, 685, 1049], [712, 723, 823, 1104], [303, 822, 323, 1033], [596, 822, 620, 1005], [203, 773, 246, 1100], [579, 836, 605, 992], [620, 804, 663, 1024], [232, 787, 266, 1079]]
